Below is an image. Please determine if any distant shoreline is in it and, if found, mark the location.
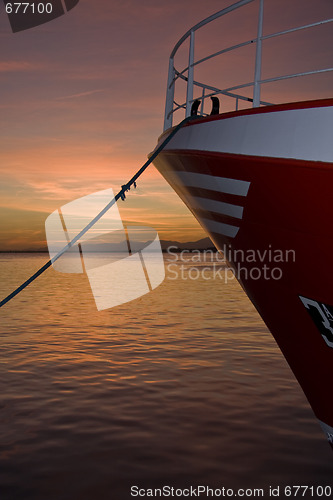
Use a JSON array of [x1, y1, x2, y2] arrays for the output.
[[0, 237, 216, 254], [0, 248, 218, 254]]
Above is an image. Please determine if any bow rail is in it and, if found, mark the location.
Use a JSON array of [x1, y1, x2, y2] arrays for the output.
[[164, 0, 333, 131]]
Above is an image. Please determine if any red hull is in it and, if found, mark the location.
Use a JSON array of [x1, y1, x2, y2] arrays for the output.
[[153, 100, 333, 448]]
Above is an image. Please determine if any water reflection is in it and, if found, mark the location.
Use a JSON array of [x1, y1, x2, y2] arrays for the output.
[[0, 253, 332, 500]]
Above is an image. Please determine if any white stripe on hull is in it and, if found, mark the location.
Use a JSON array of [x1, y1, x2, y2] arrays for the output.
[[191, 196, 244, 219], [160, 170, 251, 239], [164, 171, 250, 196], [200, 218, 240, 238], [161, 106, 333, 163]]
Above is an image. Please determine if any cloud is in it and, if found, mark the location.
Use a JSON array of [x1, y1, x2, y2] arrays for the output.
[[0, 60, 41, 72], [1, 0, 331, 251], [55, 89, 105, 100]]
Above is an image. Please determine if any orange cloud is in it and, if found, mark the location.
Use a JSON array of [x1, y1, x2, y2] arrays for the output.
[[0, 60, 41, 72]]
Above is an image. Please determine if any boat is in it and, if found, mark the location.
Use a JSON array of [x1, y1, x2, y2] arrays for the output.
[[152, 0, 333, 449]]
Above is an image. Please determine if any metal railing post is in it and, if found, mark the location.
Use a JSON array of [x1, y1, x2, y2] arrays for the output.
[[185, 30, 195, 117], [200, 87, 206, 116], [253, 0, 264, 107], [164, 57, 175, 131]]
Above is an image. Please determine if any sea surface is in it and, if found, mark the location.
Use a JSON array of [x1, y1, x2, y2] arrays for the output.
[[0, 253, 332, 500]]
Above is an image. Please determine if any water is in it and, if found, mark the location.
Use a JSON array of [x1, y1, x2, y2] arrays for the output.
[[0, 253, 332, 500]]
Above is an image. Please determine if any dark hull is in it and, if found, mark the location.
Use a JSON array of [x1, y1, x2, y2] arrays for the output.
[[153, 100, 333, 448]]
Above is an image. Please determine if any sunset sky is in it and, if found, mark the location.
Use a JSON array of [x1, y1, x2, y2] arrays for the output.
[[0, 0, 332, 250]]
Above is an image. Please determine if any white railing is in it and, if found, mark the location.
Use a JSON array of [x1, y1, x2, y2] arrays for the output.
[[164, 0, 333, 131]]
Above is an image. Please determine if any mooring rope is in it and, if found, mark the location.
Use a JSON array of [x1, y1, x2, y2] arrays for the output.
[[0, 115, 194, 309]]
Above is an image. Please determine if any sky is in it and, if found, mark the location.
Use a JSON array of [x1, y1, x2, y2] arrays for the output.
[[0, 0, 332, 250]]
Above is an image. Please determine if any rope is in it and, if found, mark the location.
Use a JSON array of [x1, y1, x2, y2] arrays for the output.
[[0, 115, 194, 309]]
